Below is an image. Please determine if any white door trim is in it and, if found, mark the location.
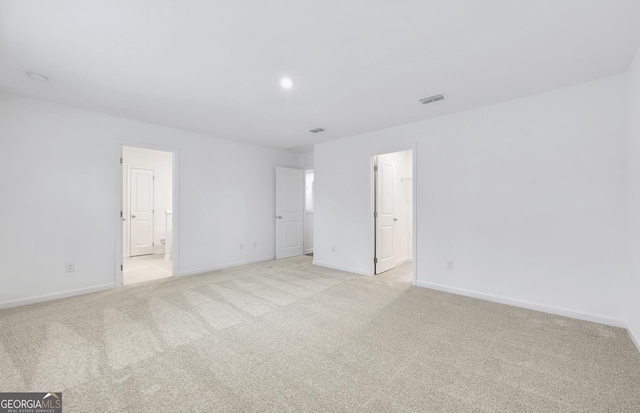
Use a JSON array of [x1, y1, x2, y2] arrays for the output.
[[370, 145, 417, 286], [116, 142, 180, 287]]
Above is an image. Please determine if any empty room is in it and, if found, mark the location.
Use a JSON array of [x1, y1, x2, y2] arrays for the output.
[[1, 1, 640, 412]]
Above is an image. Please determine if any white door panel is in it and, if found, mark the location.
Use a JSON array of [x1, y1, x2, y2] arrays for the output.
[[282, 221, 301, 248], [276, 167, 304, 259], [375, 157, 396, 274], [130, 168, 154, 256], [381, 225, 394, 259]]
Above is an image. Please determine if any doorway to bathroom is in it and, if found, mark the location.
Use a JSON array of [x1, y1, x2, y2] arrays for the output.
[[304, 169, 314, 256], [121, 146, 175, 285], [373, 149, 414, 283]]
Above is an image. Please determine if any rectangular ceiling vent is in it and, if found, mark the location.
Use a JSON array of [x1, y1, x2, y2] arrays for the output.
[[309, 127, 325, 133], [419, 93, 445, 105]]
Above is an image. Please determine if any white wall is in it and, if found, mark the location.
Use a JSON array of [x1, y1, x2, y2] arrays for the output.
[[315, 74, 630, 326], [627, 47, 640, 349], [123, 146, 173, 256], [0, 93, 298, 308], [377, 150, 412, 265], [298, 151, 314, 170]]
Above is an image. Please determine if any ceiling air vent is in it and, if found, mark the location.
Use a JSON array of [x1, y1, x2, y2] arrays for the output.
[[309, 127, 325, 133], [419, 93, 445, 105]]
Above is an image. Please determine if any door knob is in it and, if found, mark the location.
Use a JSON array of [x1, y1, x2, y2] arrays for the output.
[[393, 218, 398, 222], [131, 215, 136, 219], [276, 215, 282, 219]]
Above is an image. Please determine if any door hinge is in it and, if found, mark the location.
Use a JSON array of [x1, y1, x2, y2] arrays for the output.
[[374, 166, 378, 172], [120, 157, 123, 164], [120, 211, 123, 218], [120, 264, 123, 271], [374, 211, 377, 218], [374, 258, 378, 264], [152, 242, 155, 246]]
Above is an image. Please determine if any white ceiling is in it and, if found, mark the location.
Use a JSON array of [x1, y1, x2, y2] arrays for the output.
[[1, 1, 639, 151]]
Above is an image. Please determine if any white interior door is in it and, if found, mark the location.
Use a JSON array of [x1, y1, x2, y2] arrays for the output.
[[130, 168, 154, 256], [276, 167, 304, 259], [375, 157, 396, 274]]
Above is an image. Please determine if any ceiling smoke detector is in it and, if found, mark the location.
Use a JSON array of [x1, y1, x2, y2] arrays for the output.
[[27, 72, 49, 82], [419, 93, 445, 105], [309, 127, 325, 133]]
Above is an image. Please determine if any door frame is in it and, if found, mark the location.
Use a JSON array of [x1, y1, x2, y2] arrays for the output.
[[115, 142, 180, 286], [370, 146, 417, 285]]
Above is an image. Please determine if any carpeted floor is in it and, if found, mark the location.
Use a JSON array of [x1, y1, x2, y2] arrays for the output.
[[1, 256, 639, 412]]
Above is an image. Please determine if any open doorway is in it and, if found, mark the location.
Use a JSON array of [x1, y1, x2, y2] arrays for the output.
[[373, 149, 413, 283], [121, 146, 174, 285], [304, 170, 314, 257]]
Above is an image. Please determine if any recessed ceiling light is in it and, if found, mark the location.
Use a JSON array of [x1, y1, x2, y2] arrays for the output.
[[27, 72, 49, 82], [280, 77, 294, 89]]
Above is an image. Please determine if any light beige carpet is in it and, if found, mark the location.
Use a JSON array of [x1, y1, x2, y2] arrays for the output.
[[0, 256, 639, 412]]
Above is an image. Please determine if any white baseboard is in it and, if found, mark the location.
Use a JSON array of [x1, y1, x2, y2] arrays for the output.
[[179, 256, 275, 277], [304, 249, 314, 254], [0, 283, 116, 310], [312, 260, 370, 276], [416, 281, 626, 328], [628, 326, 640, 354], [396, 257, 412, 266]]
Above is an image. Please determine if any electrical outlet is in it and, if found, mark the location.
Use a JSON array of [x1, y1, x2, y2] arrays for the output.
[[66, 262, 75, 273], [240, 243, 244, 250], [253, 242, 257, 248], [332, 245, 336, 252], [446, 260, 454, 270]]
